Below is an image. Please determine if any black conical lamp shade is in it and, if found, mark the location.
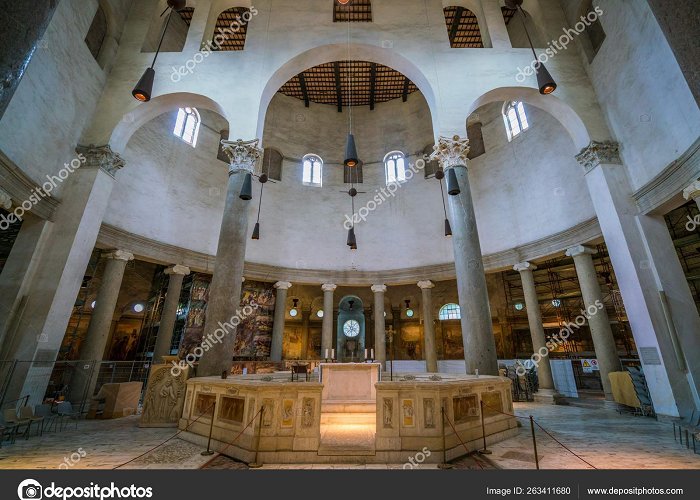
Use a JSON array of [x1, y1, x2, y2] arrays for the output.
[[132, 68, 155, 102], [239, 172, 253, 200], [444, 218, 452, 237], [536, 63, 557, 95], [446, 168, 461, 196], [344, 134, 360, 168], [252, 222, 260, 240], [347, 227, 357, 248]]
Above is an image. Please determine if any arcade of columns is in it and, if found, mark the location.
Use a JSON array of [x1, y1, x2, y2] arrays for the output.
[[2, 137, 699, 417]]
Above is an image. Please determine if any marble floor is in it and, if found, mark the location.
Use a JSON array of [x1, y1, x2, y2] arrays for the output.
[[0, 403, 697, 469]]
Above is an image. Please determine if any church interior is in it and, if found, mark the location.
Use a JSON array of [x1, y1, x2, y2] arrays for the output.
[[0, 0, 699, 471]]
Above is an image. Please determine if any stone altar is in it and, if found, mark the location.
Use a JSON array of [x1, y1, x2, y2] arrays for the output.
[[319, 362, 380, 412]]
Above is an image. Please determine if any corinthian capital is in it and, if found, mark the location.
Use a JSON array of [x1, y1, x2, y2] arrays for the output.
[[0, 187, 12, 210], [221, 138, 263, 175], [575, 141, 621, 172], [76, 144, 125, 177], [429, 135, 470, 170]]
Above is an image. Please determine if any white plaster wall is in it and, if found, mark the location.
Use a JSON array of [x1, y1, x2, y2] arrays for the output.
[[583, 0, 700, 189], [105, 95, 593, 271], [0, 0, 111, 197]]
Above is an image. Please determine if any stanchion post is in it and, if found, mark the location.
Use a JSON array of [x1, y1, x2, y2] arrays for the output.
[[201, 402, 216, 456], [478, 400, 492, 455], [530, 415, 539, 470], [249, 407, 265, 468], [438, 406, 453, 469]]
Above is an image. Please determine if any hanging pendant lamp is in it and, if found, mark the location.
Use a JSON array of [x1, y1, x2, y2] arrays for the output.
[[239, 172, 253, 200], [445, 167, 461, 196], [506, 0, 557, 95], [347, 226, 357, 249], [436, 168, 453, 237], [132, 1, 186, 102], [344, 133, 359, 168]]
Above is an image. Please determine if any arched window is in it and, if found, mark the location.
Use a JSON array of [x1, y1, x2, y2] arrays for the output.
[[503, 101, 529, 141], [302, 154, 323, 186], [384, 151, 406, 184], [439, 303, 461, 320], [85, 5, 108, 64], [443, 7, 483, 48], [173, 107, 201, 147]]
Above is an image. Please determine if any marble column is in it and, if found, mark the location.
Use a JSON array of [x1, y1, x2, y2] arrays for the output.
[[153, 265, 190, 362], [565, 245, 621, 400], [430, 136, 498, 375], [513, 262, 554, 390], [683, 180, 700, 211], [0, 0, 61, 119], [301, 308, 311, 359], [418, 281, 438, 373], [270, 281, 292, 361], [371, 284, 387, 367], [72, 250, 134, 402], [0, 212, 51, 351], [577, 141, 700, 417], [197, 139, 261, 376], [321, 284, 336, 359], [3, 145, 125, 408]]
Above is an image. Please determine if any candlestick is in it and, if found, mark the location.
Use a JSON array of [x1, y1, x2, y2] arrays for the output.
[[331, 348, 335, 359], [371, 348, 374, 359], [364, 348, 368, 359], [325, 348, 329, 359]]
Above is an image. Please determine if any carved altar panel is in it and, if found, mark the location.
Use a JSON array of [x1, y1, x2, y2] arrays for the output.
[[482, 391, 504, 417], [281, 399, 294, 427], [140, 364, 189, 427], [453, 394, 479, 424], [401, 399, 415, 427], [383, 397, 393, 428], [218, 396, 245, 423], [301, 397, 315, 428], [423, 398, 436, 429]]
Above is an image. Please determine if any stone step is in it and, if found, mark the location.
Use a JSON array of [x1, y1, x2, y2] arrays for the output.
[[320, 412, 376, 425], [321, 402, 376, 413]]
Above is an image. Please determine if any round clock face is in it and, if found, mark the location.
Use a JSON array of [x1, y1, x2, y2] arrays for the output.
[[343, 319, 360, 338]]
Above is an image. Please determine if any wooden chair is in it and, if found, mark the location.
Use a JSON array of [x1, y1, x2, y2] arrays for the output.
[[19, 406, 45, 436], [2, 408, 31, 440], [291, 364, 309, 382]]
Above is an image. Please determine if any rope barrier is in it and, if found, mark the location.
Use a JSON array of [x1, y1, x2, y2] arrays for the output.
[[113, 402, 216, 469], [442, 410, 484, 469], [200, 406, 264, 468], [479, 401, 597, 469]]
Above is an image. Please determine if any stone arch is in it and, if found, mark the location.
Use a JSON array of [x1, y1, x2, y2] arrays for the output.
[[109, 92, 230, 153], [257, 43, 438, 139], [466, 86, 592, 150]]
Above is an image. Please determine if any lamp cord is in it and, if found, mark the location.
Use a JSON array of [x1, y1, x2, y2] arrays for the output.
[[151, 8, 174, 68], [516, 6, 539, 62]]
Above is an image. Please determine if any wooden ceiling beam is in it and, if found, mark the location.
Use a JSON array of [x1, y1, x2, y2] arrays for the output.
[[334, 62, 343, 112], [298, 72, 310, 108], [449, 7, 465, 45], [402, 77, 410, 102]]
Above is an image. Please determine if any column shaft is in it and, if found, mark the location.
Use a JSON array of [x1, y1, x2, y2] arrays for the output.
[[270, 282, 291, 361], [197, 140, 260, 376], [321, 284, 336, 358], [301, 309, 310, 359], [72, 250, 133, 401], [3, 146, 124, 408], [418, 281, 438, 373], [515, 263, 554, 390], [153, 266, 190, 362], [567, 247, 620, 400], [372, 285, 387, 367]]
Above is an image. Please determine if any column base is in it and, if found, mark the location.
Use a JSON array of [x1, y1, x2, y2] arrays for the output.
[[534, 389, 565, 404]]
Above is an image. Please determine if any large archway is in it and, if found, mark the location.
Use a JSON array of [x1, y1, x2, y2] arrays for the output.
[[257, 43, 438, 140]]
